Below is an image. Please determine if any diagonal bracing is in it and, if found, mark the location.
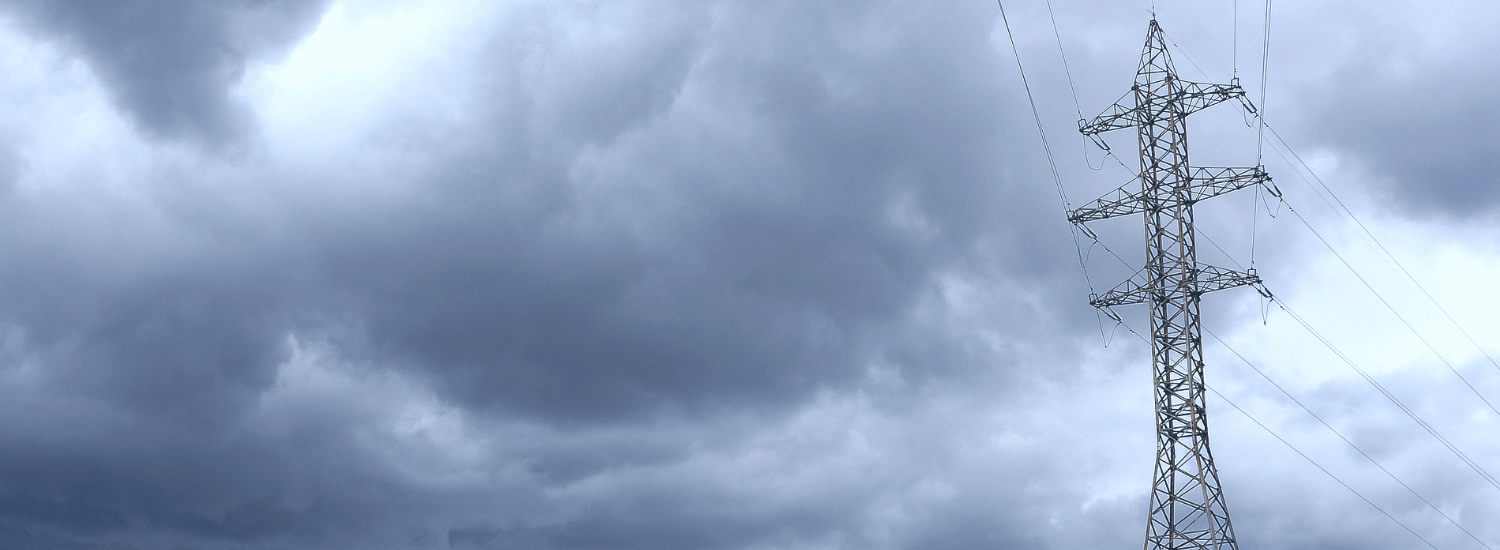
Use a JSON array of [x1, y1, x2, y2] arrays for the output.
[[1071, 20, 1275, 550]]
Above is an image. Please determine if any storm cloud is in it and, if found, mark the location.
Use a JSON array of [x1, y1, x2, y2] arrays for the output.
[[0, 0, 1491, 549], [0, 0, 332, 141]]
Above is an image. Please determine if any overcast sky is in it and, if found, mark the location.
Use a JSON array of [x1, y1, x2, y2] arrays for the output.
[[0, 0, 1493, 549]]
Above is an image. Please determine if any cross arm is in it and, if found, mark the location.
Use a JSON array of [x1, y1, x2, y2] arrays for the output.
[[1079, 91, 1135, 136], [1187, 166, 1271, 203], [1174, 80, 1247, 116], [1090, 269, 1151, 308], [1088, 265, 1267, 308], [1068, 167, 1271, 224], [1193, 265, 1265, 297], [1067, 176, 1145, 223]]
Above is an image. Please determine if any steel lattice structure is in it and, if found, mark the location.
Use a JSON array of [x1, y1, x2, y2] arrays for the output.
[[1070, 20, 1273, 550]]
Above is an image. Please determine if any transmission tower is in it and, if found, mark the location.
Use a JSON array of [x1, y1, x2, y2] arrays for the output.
[[1069, 20, 1273, 550]]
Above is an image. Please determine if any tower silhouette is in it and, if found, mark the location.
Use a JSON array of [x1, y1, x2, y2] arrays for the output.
[[1069, 20, 1273, 550]]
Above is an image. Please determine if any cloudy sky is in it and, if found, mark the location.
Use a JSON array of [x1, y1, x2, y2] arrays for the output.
[[0, 0, 1493, 548]]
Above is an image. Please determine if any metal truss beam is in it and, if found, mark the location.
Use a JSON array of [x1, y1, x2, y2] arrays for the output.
[[1089, 265, 1263, 308], [1067, 167, 1271, 224], [1067, 19, 1275, 550]]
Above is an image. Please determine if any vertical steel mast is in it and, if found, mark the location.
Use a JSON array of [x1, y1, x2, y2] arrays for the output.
[[1068, 20, 1273, 550]]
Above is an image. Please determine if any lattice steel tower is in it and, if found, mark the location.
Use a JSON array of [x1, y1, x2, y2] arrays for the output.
[[1069, 20, 1272, 550]]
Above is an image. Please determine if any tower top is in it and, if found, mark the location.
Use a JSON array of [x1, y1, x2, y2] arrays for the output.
[[1137, 20, 1178, 85]]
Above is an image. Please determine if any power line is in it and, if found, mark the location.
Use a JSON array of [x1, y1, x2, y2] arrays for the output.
[[1196, 219, 1498, 537], [1044, 0, 1115, 173], [1232, 0, 1239, 78], [1044, 0, 1084, 121], [1204, 326, 1492, 550], [1205, 384, 1444, 550], [1250, 136, 1500, 489], [1255, 0, 1272, 164], [996, 1, 1068, 210], [996, 0, 1100, 302], [1103, 318, 1451, 550], [1264, 122, 1500, 379], [1250, 0, 1273, 267], [999, 1, 1158, 349], [1198, 197, 1500, 506], [1277, 198, 1500, 421], [1196, 218, 1500, 501], [1136, 218, 1489, 544], [1251, 120, 1500, 421], [1273, 298, 1500, 492]]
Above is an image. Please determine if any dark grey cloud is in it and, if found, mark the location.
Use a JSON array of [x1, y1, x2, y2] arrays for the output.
[[1308, 60, 1500, 217], [0, 0, 1096, 547], [1266, 1, 1500, 217], [0, 0, 1486, 549], [287, 0, 1080, 423], [0, 0, 332, 142]]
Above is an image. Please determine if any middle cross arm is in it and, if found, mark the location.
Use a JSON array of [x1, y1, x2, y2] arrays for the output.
[[1088, 264, 1263, 308], [1090, 269, 1150, 308], [1068, 176, 1144, 223], [1193, 265, 1262, 296], [1187, 166, 1270, 203], [1068, 167, 1269, 223]]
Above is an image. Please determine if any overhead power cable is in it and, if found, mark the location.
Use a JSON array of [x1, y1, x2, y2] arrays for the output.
[[1232, 0, 1239, 78], [1204, 327, 1492, 550], [1043, 0, 1110, 172], [1273, 298, 1500, 492], [997, 1, 1068, 210], [1251, 0, 1273, 265], [1106, 232, 1488, 544], [1103, 319, 1445, 550], [1255, 121, 1500, 496], [1198, 204, 1497, 541], [1255, 0, 1272, 164], [1277, 198, 1500, 421], [1264, 122, 1500, 379], [995, 0, 1097, 289], [1205, 385, 1443, 550], [1044, 0, 1083, 121]]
